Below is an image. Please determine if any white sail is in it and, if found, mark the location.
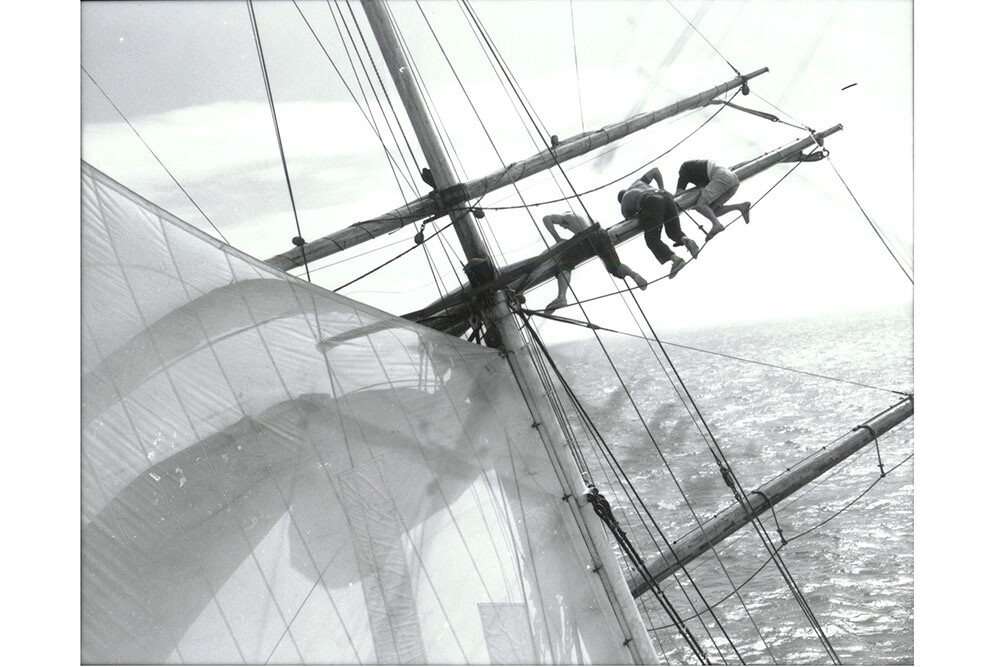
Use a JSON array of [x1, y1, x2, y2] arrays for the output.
[[81, 162, 646, 664]]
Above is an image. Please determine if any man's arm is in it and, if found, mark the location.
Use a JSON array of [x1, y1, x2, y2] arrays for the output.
[[640, 167, 664, 190], [676, 161, 690, 194], [542, 215, 566, 243]]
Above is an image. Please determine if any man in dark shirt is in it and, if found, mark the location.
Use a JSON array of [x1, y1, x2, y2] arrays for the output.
[[617, 167, 698, 278], [541, 211, 647, 312], [676, 159, 751, 240]]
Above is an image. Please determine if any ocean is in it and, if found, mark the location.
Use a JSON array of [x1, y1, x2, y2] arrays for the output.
[[551, 305, 913, 665]]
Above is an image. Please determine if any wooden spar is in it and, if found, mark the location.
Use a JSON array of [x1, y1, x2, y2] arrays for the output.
[[628, 396, 914, 598], [263, 67, 769, 272], [361, 3, 659, 662], [406, 123, 843, 333]]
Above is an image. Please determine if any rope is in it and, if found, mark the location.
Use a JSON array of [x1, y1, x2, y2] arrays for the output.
[[787, 454, 913, 542], [569, 0, 585, 134], [585, 485, 710, 665], [853, 425, 886, 477], [247, 0, 311, 282], [826, 156, 914, 284], [81, 67, 229, 244], [461, 6, 779, 655], [524, 309, 909, 397], [663, 0, 741, 75], [519, 314, 748, 664], [332, 219, 456, 293], [344, 1, 423, 176], [299, 0, 420, 196], [655, 448, 914, 633], [446, 93, 737, 213], [616, 279, 842, 663], [750, 490, 786, 545]]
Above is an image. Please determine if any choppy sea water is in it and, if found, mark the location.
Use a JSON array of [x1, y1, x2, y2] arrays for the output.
[[550, 306, 913, 665]]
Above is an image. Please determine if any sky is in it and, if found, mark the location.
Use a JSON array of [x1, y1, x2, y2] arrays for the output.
[[78, 0, 914, 339], [5, 2, 1000, 664]]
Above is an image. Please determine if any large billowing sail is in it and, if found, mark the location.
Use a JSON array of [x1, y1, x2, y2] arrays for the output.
[[81, 162, 646, 664]]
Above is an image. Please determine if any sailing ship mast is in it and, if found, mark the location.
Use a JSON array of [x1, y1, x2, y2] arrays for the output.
[[362, 1, 659, 661], [346, 1, 914, 656]]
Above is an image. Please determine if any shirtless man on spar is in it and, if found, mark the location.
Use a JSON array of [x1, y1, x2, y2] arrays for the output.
[[617, 167, 699, 277], [541, 211, 647, 313]]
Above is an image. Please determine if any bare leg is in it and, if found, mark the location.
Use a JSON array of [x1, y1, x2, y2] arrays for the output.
[[545, 271, 571, 313], [714, 201, 750, 224], [693, 202, 726, 238]]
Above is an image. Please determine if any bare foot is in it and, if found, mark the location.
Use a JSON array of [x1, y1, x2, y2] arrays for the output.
[[740, 203, 751, 224], [544, 297, 567, 313], [634, 275, 648, 290], [705, 225, 724, 241]]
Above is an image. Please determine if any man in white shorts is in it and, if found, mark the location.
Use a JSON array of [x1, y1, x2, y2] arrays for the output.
[[675, 159, 751, 240]]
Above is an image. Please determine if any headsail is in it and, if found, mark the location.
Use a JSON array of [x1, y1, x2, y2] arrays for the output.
[[81, 161, 652, 664]]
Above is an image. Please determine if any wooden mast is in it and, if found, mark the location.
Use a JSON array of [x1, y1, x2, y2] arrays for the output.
[[263, 67, 768, 271], [361, 2, 659, 662]]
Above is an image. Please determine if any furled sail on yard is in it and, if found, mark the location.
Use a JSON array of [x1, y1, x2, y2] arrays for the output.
[[81, 161, 648, 664]]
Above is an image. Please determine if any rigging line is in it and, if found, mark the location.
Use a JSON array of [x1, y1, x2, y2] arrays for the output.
[[456, 0, 634, 256], [638, 595, 677, 662], [344, 0, 423, 175], [247, 0, 311, 282], [669, 396, 913, 553], [388, 6, 498, 277], [518, 325, 592, 477], [585, 485, 714, 665], [467, 6, 754, 653], [787, 453, 913, 543], [608, 254, 841, 660], [449, 96, 735, 213], [525, 310, 908, 396], [331, 218, 456, 292], [518, 311, 743, 662], [457, 0, 742, 313], [662, 0, 740, 76], [328, 2, 457, 296], [297, 0, 418, 196], [569, 0, 585, 134], [456, 0, 546, 158], [495, 322, 667, 659], [651, 545, 785, 633], [607, 304, 779, 661], [327, 0, 421, 196], [476, 82, 773, 658], [826, 156, 914, 284], [310, 0, 449, 296], [709, 99, 809, 132], [555, 153, 812, 308], [81, 67, 229, 244], [414, 0, 555, 264], [659, 445, 911, 630], [747, 90, 813, 136]]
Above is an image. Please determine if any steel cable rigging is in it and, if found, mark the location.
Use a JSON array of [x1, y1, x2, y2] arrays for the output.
[[247, 0, 312, 281]]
